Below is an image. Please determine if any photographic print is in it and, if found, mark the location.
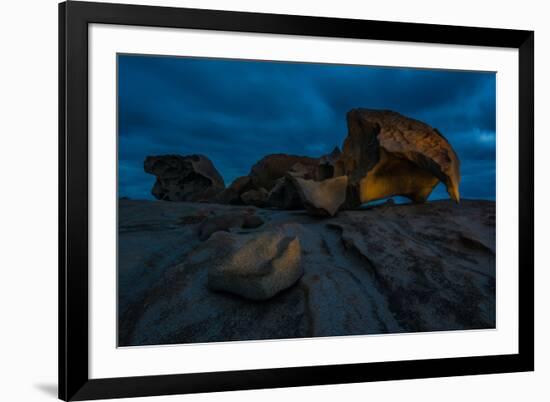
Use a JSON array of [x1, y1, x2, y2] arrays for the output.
[[117, 54, 496, 347]]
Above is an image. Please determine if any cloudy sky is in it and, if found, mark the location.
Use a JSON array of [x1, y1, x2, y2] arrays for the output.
[[118, 54, 496, 201]]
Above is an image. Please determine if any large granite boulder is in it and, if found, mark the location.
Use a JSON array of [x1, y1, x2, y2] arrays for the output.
[[291, 176, 348, 217], [207, 230, 303, 300], [335, 109, 460, 206], [144, 154, 225, 202]]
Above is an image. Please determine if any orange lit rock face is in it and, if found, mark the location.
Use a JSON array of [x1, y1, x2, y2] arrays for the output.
[[337, 109, 461, 206]]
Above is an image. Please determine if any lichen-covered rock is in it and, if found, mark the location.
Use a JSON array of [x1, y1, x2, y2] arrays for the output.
[[291, 176, 348, 217], [144, 154, 225, 201], [207, 230, 303, 300], [336, 109, 460, 205]]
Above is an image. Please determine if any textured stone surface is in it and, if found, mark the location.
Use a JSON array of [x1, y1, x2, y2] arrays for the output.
[[207, 230, 303, 300], [336, 109, 460, 205], [240, 188, 269, 207], [118, 199, 495, 346], [318, 146, 342, 180], [196, 208, 263, 241], [266, 177, 303, 210], [249, 154, 320, 190], [291, 176, 348, 217], [212, 176, 253, 205], [144, 154, 225, 201]]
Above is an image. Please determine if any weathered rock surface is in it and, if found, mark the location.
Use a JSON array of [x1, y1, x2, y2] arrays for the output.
[[249, 153, 320, 190], [318, 146, 342, 180], [336, 109, 460, 205], [266, 177, 303, 210], [118, 199, 495, 346], [206, 230, 303, 300], [144, 154, 225, 201], [196, 209, 264, 241], [212, 176, 253, 205], [291, 176, 348, 217], [240, 188, 269, 207]]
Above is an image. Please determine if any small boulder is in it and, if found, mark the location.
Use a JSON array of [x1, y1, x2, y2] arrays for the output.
[[196, 210, 265, 240], [207, 230, 303, 300], [291, 176, 348, 217], [196, 213, 244, 241]]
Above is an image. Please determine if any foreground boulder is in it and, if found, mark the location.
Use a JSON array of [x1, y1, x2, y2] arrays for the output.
[[207, 230, 303, 300], [291, 176, 348, 217], [336, 109, 460, 206], [144, 154, 225, 201]]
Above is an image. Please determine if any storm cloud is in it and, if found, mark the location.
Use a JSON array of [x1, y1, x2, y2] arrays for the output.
[[118, 54, 496, 201]]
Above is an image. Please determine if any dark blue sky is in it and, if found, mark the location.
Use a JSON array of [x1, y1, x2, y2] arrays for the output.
[[118, 54, 496, 201]]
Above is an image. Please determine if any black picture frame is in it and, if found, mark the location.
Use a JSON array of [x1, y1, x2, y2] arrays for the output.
[[59, 1, 534, 400]]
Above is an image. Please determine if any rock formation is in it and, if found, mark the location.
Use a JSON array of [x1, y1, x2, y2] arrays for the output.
[[317, 146, 341, 180], [266, 177, 303, 210], [144, 154, 225, 202], [206, 230, 303, 300], [291, 176, 348, 217], [335, 109, 460, 206], [240, 188, 269, 207], [212, 176, 253, 205], [248, 154, 319, 190], [143, 109, 461, 217]]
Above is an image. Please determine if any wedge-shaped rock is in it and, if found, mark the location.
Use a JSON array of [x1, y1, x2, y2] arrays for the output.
[[336, 109, 460, 205], [207, 230, 303, 300], [291, 176, 348, 217], [144, 154, 225, 202]]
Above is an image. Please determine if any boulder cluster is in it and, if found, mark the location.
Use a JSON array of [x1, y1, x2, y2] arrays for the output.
[[144, 109, 461, 217]]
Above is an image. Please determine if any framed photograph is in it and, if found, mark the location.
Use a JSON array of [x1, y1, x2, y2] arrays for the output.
[[59, 1, 534, 400]]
